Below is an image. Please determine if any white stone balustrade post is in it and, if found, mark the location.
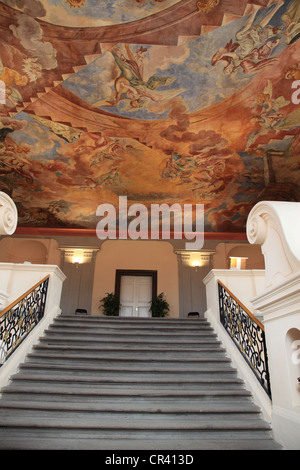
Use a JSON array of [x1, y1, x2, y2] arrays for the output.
[[247, 201, 300, 450]]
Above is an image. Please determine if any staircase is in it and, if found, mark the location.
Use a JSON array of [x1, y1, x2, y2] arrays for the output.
[[0, 315, 281, 450]]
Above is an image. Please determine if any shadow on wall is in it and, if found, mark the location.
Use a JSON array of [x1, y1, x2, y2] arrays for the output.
[[286, 328, 300, 407]]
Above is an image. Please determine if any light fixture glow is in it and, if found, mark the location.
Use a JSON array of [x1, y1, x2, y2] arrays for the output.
[[192, 261, 200, 268], [73, 256, 83, 266], [230, 256, 248, 270]]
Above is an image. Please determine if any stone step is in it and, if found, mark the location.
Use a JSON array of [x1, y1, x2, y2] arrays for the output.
[[0, 408, 272, 430], [53, 315, 210, 322], [0, 433, 282, 450], [39, 335, 223, 350], [24, 360, 239, 378], [42, 330, 218, 346], [1, 382, 252, 398], [31, 343, 226, 359], [8, 373, 248, 392], [51, 314, 211, 325], [45, 325, 216, 339], [26, 346, 233, 362], [16, 363, 243, 382], [24, 355, 235, 373], [17, 362, 240, 383], [1, 389, 255, 406], [0, 398, 259, 413], [51, 323, 212, 333], [58, 315, 206, 325]]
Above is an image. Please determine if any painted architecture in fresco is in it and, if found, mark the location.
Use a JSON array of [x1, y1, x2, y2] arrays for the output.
[[0, 0, 299, 233]]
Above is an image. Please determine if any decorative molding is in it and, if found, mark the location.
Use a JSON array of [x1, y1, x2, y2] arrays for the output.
[[15, 226, 248, 241], [0, 192, 18, 236], [176, 250, 215, 267], [247, 201, 300, 289], [59, 246, 99, 263], [251, 271, 300, 322]]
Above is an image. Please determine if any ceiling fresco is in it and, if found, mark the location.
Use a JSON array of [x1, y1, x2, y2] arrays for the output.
[[1, 0, 184, 27], [0, 0, 299, 235]]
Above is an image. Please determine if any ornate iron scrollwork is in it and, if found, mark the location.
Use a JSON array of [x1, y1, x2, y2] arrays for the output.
[[0, 276, 49, 365], [218, 281, 271, 398]]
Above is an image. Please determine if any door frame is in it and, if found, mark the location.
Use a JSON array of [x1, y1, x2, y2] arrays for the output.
[[115, 270, 157, 310]]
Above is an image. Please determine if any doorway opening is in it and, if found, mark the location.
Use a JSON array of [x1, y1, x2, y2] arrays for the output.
[[115, 270, 157, 317]]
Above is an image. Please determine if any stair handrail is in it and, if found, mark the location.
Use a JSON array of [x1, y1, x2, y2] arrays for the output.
[[0, 275, 50, 366], [217, 279, 271, 398]]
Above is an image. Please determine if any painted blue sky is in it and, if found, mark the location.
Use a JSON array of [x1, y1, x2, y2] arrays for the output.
[[62, 2, 291, 121], [42, 0, 182, 26]]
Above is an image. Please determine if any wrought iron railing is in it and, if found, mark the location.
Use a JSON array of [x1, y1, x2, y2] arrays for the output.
[[0, 275, 49, 366], [218, 280, 271, 398]]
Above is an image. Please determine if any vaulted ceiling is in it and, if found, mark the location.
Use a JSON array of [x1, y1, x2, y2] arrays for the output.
[[0, 0, 299, 237]]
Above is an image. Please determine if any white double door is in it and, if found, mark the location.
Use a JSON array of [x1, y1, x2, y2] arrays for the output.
[[119, 275, 152, 317]]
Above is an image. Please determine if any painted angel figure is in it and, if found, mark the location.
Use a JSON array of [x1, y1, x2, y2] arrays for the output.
[[107, 44, 174, 109], [246, 80, 290, 149], [212, 1, 284, 75], [282, 0, 300, 44], [0, 58, 28, 106], [254, 80, 290, 114], [211, 38, 280, 75]]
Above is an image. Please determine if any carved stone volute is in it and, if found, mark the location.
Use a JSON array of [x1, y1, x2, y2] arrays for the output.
[[0, 192, 18, 236], [247, 201, 300, 288]]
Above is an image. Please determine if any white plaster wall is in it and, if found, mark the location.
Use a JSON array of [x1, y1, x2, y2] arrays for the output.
[[204, 268, 265, 315], [0, 262, 64, 308]]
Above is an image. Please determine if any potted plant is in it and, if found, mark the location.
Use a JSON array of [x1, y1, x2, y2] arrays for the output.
[[149, 292, 170, 317], [99, 292, 121, 316]]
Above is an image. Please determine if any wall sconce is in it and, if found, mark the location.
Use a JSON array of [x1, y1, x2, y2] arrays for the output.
[[192, 260, 201, 272], [73, 256, 83, 268]]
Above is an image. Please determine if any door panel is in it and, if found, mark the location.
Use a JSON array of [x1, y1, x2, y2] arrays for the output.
[[120, 277, 135, 303], [119, 275, 152, 317], [119, 276, 135, 316]]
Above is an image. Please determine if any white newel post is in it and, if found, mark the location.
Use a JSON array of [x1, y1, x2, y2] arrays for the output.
[[0, 192, 18, 310], [247, 201, 300, 450]]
